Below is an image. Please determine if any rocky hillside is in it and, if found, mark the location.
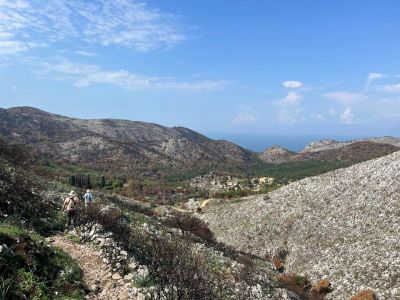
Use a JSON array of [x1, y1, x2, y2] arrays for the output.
[[258, 138, 400, 164], [258, 146, 295, 164], [200, 150, 400, 299], [0, 107, 255, 174], [301, 136, 400, 153]]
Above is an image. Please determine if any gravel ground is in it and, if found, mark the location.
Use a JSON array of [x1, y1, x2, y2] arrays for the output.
[[201, 151, 400, 299]]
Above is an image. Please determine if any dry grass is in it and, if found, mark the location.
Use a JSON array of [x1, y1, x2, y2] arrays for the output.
[[310, 279, 331, 294], [163, 212, 215, 243], [350, 290, 378, 300], [273, 258, 284, 271], [278, 273, 328, 300]]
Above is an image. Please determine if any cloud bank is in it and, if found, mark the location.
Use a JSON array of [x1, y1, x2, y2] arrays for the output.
[[0, 0, 185, 54]]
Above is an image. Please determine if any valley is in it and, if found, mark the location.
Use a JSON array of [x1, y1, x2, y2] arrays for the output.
[[1, 107, 399, 299]]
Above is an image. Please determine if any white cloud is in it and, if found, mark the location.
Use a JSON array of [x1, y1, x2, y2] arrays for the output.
[[0, 0, 185, 55], [35, 59, 230, 91], [271, 92, 304, 124], [75, 50, 97, 57], [277, 110, 296, 125], [381, 83, 400, 93], [324, 91, 367, 104], [277, 108, 305, 125], [340, 108, 358, 125], [367, 72, 384, 82], [364, 72, 384, 91], [232, 112, 256, 125], [282, 80, 303, 88], [274, 91, 302, 107], [313, 114, 326, 122], [374, 112, 400, 119], [0, 40, 36, 54], [328, 108, 336, 115]]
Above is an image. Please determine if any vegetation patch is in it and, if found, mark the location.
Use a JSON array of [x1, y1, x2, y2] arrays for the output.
[[350, 290, 378, 300], [0, 225, 84, 299]]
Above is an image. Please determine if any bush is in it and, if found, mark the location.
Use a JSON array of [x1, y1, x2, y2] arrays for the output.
[[0, 139, 62, 234], [163, 212, 215, 242], [273, 258, 284, 272], [133, 274, 158, 288], [0, 157, 53, 233], [0, 225, 84, 299], [278, 273, 320, 300], [77, 204, 131, 247], [137, 234, 229, 300], [278, 273, 333, 300], [350, 290, 378, 300], [310, 279, 332, 294], [0, 138, 31, 166]]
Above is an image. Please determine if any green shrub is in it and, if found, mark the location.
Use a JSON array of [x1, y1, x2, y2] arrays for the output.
[[134, 274, 158, 288], [0, 225, 84, 300]]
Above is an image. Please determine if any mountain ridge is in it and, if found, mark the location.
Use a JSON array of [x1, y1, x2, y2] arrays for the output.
[[0, 106, 256, 175], [2, 106, 400, 176]]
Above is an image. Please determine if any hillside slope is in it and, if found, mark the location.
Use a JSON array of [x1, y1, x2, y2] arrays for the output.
[[258, 145, 295, 164], [201, 150, 400, 299], [258, 139, 400, 164], [0, 107, 255, 174], [301, 136, 400, 153]]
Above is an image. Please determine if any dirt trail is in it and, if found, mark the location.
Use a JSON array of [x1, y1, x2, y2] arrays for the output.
[[52, 235, 141, 300]]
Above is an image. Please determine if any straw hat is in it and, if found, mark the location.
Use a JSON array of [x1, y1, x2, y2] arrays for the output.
[[68, 191, 76, 197]]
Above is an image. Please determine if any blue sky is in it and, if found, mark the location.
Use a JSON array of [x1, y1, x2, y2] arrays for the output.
[[1, 0, 400, 150]]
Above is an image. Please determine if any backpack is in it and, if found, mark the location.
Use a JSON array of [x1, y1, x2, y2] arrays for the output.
[[66, 197, 76, 210]]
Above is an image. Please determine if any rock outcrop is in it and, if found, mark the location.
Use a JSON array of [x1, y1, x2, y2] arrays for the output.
[[201, 150, 400, 299]]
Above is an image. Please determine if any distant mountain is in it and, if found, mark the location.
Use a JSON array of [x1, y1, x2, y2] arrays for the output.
[[300, 136, 400, 153], [0, 107, 255, 176], [258, 137, 400, 164], [295, 140, 400, 162], [1, 106, 399, 178], [258, 145, 295, 164], [201, 150, 400, 299]]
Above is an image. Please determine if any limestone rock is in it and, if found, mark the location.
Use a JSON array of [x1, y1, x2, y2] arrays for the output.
[[136, 293, 146, 300]]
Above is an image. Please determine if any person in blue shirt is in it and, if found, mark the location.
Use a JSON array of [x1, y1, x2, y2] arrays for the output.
[[83, 189, 94, 208]]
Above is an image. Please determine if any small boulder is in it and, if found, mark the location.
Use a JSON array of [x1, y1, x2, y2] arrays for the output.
[[129, 262, 137, 270], [124, 273, 134, 281], [112, 273, 122, 280], [182, 198, 200, 211], [118, 289, 130, 300], [137, 293, 146, 300]]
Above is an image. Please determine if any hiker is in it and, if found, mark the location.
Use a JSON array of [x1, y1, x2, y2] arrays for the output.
[[83, 189, 94, 208], [62, 191, 80, 228]]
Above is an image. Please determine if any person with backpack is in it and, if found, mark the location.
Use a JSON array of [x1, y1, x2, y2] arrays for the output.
[[62, 191, 80, 228], [83, 189, 94, 208]]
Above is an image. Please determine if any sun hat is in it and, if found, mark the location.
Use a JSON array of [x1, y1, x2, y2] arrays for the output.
[[86, 189, 90, 193], [68, 191, 76, 197]]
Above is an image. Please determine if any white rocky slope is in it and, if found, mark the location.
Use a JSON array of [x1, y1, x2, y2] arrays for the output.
[[200, 150, 400, 299], [301, 136, 400, 153]]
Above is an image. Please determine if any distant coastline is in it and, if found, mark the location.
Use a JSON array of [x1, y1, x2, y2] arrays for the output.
[[213, 134, 375, 152]]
